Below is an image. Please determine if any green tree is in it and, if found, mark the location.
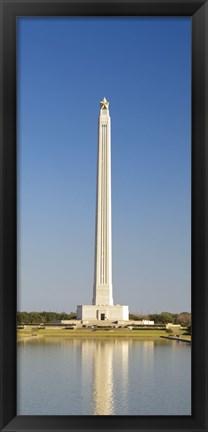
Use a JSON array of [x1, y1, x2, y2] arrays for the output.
[[160, 312, 174, 324], [129, 314, 144, 321], [187, 324, 191, 335], [149, 314, 163, 324], [29, 312, 43, 323], [17, 311, 30, 324], [175, 312, 191, 327]]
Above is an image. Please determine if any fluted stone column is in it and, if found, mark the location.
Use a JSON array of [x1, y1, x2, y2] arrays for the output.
[[92, 98, 113, 306], [76, 98, 129, 321]]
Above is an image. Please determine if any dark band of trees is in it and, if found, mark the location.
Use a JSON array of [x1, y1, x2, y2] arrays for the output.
[[17, 311, 191, 327]]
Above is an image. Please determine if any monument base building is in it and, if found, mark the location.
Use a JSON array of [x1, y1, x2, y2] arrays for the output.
[[76, 305, 129, 321]]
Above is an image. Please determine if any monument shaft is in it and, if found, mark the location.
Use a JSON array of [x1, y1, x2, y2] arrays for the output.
[[76, 98, 129, 321], [93, 99, 113, 306]]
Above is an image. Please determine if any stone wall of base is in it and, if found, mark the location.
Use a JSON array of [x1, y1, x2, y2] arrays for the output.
[[76, 304, 129, 321]]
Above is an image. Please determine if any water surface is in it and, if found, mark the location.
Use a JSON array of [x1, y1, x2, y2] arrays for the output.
[[17, 337, 191, 415]]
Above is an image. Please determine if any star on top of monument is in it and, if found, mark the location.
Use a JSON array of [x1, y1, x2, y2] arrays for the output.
[[100, 97, 109, 109]]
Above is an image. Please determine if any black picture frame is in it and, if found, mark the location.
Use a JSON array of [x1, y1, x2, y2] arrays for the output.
[[0, 0, 207, 431]]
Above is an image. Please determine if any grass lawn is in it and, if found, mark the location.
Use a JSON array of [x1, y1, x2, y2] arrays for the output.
[[17, 327, 191, 341]]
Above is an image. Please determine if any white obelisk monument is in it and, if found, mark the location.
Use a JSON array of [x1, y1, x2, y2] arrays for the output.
[[77, 98, 129, 321], [92, 97, 113, 307]]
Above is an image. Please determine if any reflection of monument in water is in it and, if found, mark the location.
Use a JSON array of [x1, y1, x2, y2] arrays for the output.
[[77, 98, 129, 321], [81, 339, 129, 415], [92, 341, 114, 415]]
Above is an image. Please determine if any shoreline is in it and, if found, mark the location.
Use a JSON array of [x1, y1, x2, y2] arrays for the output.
[[160, 335, 191, 343], [17, 328, 191, 342]]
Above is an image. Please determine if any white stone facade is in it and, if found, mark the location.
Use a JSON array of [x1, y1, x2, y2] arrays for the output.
[[76, 305, 129, 321]]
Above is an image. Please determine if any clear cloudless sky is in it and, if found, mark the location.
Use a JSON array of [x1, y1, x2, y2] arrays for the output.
[[17, 17, 191, 314]]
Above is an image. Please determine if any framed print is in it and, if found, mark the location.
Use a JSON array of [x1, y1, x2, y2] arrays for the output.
[[0, 0, 208, 431]]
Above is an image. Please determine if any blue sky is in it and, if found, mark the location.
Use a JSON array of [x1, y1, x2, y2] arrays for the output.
[[17, 17, 191, 314]]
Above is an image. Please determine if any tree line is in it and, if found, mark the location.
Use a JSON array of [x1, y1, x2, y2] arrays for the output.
[[129, 311, 191, 327], [17, 310, 191, 327], [17, 311, 76, 324]]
